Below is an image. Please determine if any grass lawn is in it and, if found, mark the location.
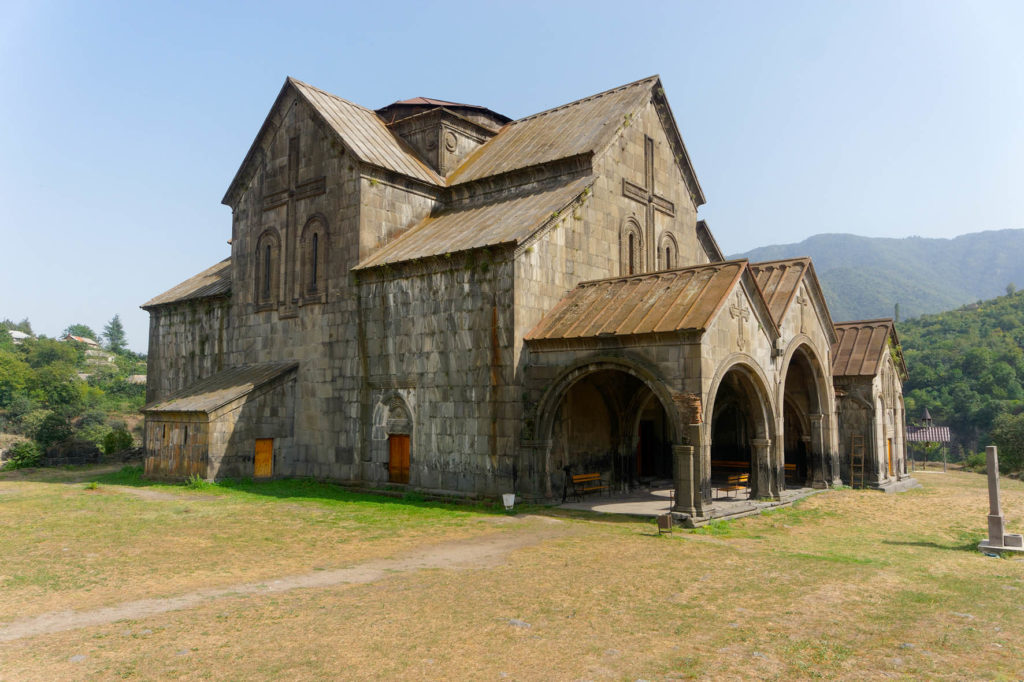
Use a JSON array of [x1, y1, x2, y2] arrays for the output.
[[0, 466, 1022, 680]]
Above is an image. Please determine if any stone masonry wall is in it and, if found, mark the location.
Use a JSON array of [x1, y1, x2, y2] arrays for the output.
[[145, 299, 229, 404]]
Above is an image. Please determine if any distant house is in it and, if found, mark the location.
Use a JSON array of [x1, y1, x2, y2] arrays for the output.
[[62, 335, 101, 348], [6, 330, 32, 345]]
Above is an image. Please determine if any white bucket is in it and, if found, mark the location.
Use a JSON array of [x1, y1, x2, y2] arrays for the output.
[[502, 493, 516, 510]]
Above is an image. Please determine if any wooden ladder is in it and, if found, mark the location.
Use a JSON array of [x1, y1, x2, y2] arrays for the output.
[[850, 435, 866, 488]]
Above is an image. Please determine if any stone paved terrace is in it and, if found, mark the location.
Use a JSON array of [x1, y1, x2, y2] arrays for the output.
[[558, 483, 828, 527]]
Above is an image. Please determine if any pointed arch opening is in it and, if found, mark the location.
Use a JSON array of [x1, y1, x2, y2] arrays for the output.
[[299, 215, 328, 304]]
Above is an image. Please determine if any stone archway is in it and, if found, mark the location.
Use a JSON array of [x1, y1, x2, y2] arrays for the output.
[[780, 343, 830, 489], [704, 359, 776, 500], [534, 358, 683, 497]]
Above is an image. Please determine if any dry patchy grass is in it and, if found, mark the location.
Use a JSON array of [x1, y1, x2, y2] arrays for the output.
[[1, 468, 1023, 680]]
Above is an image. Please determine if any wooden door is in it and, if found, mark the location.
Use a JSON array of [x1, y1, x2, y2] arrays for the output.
[[388, 434, 410, 484], [886, 439, 893, 477], [254, 438, 273, 478]]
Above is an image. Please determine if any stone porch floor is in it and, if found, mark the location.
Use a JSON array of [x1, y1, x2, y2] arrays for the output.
[[558, 482, 828, 527]]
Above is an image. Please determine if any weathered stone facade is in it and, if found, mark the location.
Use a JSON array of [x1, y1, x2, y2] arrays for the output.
[[142, 76, 912, 518]]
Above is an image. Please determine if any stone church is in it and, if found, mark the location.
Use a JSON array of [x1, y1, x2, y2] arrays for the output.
[[141, 75, 912, 522]]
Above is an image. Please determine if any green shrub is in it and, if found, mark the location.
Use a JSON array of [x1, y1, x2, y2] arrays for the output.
[[3, 441, 41, 470], [34, 412, 73, 448], [964, 451, 987, 472], [102, 428, 134, 454]]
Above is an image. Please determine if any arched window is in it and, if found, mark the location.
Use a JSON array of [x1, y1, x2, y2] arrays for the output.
[[619, 217, 644, 276], [254, 229, 280, 309], [300, 216, 328, 304], [658, 231, 679, 271]]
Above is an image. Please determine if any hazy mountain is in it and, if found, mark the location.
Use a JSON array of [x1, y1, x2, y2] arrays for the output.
[[731, 229, 1024, 322]]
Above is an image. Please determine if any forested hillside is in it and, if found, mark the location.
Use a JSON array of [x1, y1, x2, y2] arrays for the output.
[[733, 229, 1024, 322], [899, 289, 1024, 468], [0, 318, 145, 468]]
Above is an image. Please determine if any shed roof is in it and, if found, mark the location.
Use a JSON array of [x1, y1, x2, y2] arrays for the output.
[[831, 319, 906, 378], [354, 176, 594, 269], [525, 260, 750, 343], [142, 362, 297, 414], [906, 425, 951, 443], [142, 258, 231, 309]]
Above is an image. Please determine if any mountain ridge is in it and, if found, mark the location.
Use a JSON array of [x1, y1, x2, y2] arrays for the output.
[[731, 229, 1024, 321]]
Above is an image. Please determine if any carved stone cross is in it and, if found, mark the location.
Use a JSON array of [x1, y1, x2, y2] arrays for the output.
[[622, 135, 675, 271], [729, 296, 749, 351], [262, 135, 325, 313], [796, 292, 809, 334]]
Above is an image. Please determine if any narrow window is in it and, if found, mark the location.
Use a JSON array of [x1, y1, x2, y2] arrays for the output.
[[628, 233, 636, 275], [310, 233, 319, 292], [262, 244, 272, 299], [665, 245, 672, 270], [183, 426, 189, 445]]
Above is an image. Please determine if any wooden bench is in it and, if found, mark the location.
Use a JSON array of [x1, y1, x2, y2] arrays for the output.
[[565, 472, 609, 502], [711, 460, 749, 471], [716, 473, 749, 499]]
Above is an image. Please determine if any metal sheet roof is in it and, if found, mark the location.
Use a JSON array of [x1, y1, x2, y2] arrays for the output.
[[749, 258, 810, 325], [525, 260, 747, 343], [907, 426, 951, 443], [142, 362, 297, 414], [142, 258, 231, 309], [447, 77, 658, 185], [831, 319, 897, 377], [354, 176, 594, 269], [291, 79, 444, 186]]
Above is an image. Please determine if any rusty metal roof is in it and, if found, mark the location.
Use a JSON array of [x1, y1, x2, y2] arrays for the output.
[[906, 425, 951, 443], [447, 77, 658, 185], [354, 176, 594, 270], [142, 362, 297, 414], [749, 258, 810, 324], [831, 319, 905, 377], [291, 79, 444, 186], [525, 260, 749, 343], [142, 258, 231, 309]]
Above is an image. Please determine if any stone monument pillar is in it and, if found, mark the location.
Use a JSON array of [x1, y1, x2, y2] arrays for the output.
[[979, 446, 1024, 554], [672, 444, 704, 519], [752, 438, 774, 500]]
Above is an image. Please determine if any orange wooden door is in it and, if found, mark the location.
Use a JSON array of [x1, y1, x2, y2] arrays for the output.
[[887, 439, 893, 477], [388, 435, 410, 484], [254, 438, 273, 478]]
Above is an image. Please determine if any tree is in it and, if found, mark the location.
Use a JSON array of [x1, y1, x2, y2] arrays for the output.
[[103, 315, 127, 353], [0, 318, 33, 334], [62, 324, 98, 341], [0, 350, 32, 408], [990, 412, 1024, 473]]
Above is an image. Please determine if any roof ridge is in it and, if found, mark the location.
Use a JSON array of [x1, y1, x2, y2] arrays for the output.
[[749, 256, 812, 267], [834, 318, 895, 326], [509, 75, 658, 126], [288, 77, 377, 114], [577, 258, 748, 289]]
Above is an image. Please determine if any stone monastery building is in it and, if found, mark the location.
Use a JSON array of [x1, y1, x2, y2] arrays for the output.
[[142, 76, 912, 521]]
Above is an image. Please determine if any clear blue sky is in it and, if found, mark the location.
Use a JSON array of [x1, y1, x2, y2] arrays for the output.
[[1, 0, 1022, 352]]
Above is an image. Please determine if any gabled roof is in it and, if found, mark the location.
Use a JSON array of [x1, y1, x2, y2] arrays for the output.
[[223, 78, 444, 207], [831, 318, 907, 378], [354, 176, 594, 270], [446, 76, 704, 204], [525, 260, 774, 344], [749, 258, 837, 343], [142, 258, 231, 309], [142, 362, 297, 414]]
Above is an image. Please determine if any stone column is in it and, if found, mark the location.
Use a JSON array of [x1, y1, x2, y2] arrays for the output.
[[809, 413, 827, 489], [673, 444, 704, 518], [770, 436, 784, 498], [751, 438, 773, 499], [801, 435, 813, 487]]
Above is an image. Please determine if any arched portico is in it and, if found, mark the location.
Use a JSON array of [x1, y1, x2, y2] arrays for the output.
[[703, 357, 777, 501], [533, 357, 685, 499], [779, 340, 834, 489]]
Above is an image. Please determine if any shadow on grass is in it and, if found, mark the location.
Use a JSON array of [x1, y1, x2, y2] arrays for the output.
[[882, 539, 980, 553]]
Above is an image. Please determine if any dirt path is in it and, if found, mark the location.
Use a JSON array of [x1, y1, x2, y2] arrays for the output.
[[0, 519, 568, 643]]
